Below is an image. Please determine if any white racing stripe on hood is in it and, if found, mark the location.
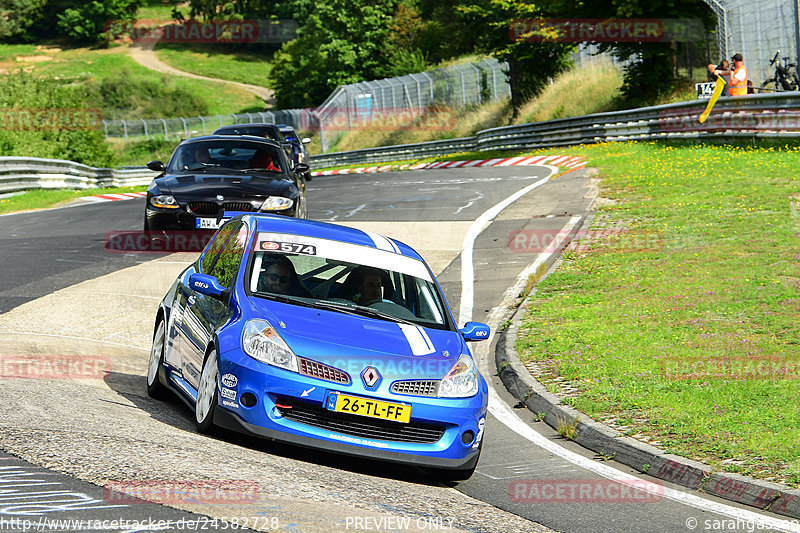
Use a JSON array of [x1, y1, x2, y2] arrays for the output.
[[399, 324, 436, 355], [363, 230, 400, 253]]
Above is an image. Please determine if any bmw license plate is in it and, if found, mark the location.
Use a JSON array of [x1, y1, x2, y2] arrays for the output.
[[327, 392, 410, 423], [196, 218, 228, 229]]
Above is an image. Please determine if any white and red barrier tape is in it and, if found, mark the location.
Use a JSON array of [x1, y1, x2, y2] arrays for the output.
[[82, 191, 147, 203], [311, 154, 586, 176]]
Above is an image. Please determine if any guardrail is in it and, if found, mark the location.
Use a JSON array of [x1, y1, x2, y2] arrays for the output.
[[308, 92, 800, 167], [0, 157, 159, 194], [5, 93, 800, 193]]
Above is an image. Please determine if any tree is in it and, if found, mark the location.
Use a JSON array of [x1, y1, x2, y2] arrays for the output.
[[458, 0, 576, 115], [56, 0, 143, 44], [560, 0, 715, 106], [0, 0, 48, 42], [269, 0, 399, 108]]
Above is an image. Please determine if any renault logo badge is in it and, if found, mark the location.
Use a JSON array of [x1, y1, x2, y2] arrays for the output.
[[361, 366, 381, 389]]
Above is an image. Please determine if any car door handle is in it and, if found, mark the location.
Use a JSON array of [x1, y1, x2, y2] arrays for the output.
[[187, 295, 196, 306]]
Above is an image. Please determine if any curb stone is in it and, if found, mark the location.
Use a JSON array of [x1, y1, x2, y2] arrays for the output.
[[494, 226, 800, 521]]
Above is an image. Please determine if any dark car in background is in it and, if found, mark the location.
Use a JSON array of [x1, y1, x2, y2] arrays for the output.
[[213, 123, 293, 164], [276, 124, 312, 180], [144, 135, 309, 233]]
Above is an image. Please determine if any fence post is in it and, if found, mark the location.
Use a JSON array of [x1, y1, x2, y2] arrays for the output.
[[180, 117, 188, 139], [199, 116, 206, 134], [141, 119, 149, 140], [438, 68, 451, 106], [161, 118, 168, 141], [122, 120, 128, 141], [102, 120, 109, 141]]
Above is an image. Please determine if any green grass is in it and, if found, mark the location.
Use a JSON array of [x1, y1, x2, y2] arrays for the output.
[[137, 0, 182, 22], [515, 141, 800, 486], [0, 186, 147, 215], [516, 57, 622, 123], [154, 43, 274, 88]]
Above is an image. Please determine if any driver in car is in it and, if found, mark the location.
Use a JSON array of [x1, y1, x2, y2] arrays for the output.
[[354, 267, 384, 305], [183, 146, 211, 169]]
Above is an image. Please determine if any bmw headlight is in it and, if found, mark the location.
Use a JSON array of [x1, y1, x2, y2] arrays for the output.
[[259, 197, 294, 211], [242, 319, 298, 372], [150, 194, 179, 209], [438, 354, 479, 398]]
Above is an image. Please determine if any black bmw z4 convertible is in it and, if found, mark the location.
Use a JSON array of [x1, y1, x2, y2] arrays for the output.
[[144, 135, 309, 234]]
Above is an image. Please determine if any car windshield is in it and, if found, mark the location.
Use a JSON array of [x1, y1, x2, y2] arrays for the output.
[[214, 126, 281, 141], [248, 232, 450, 329], [168, 140, 286, 174]]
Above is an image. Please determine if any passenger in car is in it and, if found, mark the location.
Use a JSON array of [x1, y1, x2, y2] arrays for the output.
[[250, 150, 281, 172]]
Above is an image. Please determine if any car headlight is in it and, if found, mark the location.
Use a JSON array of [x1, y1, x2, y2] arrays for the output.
[[150, 194, 179, 209], [259, 197, 294, 211], [438, 354, 479, 398], [242, 319, 298, 372]]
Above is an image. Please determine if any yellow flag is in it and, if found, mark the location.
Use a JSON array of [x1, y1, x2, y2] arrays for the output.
[[699, 76, 726, 123]]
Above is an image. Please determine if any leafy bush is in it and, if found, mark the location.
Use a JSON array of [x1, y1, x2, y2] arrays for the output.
[[87, 69, 209, 120], [0, 71, 113, 167], [56, 0, 143, 44]]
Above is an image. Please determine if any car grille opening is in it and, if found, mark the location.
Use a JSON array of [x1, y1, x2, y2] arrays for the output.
[[275, 397, 446, 444], [298, 358, 350, 384], [390, 380, 440, 397], [188, 201, 256, 215]]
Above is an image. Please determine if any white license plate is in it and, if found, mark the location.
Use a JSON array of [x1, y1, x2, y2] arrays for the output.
[[195, 218, 228, 229]]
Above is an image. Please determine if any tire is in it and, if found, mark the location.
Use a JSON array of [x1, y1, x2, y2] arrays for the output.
[[146, 319, 169, 399], [762, 79, 778, 92], [195, 349, 220, 434]]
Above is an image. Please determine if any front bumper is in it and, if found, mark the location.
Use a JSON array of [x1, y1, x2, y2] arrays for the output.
[[213, 349, 487, 469], [146, 206, 296, 231]]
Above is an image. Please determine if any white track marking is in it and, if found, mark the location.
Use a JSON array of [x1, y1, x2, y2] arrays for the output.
[[456, 167, 557, 326]]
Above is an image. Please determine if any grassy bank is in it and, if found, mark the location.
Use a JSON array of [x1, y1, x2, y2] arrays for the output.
[[154, 43, 273, 89], [0, 186, 146, 215], [515, 142, 800, 486]]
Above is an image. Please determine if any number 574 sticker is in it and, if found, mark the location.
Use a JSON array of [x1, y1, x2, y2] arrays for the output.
[[260, 241, 317, 255]]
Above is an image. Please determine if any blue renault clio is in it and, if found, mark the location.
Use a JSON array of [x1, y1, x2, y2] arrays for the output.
[[147, 213, 489, 479]]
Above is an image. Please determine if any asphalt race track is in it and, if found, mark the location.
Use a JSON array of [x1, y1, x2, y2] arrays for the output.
[[0, 166, 798, 533]]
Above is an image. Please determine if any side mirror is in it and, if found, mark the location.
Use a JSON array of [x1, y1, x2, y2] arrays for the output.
[[460, 321, 490, 342], [189, 273, 227, 299], [301, 138, 311, 144], [294, 163, 310, 174], [147, 161, 165, 172]]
